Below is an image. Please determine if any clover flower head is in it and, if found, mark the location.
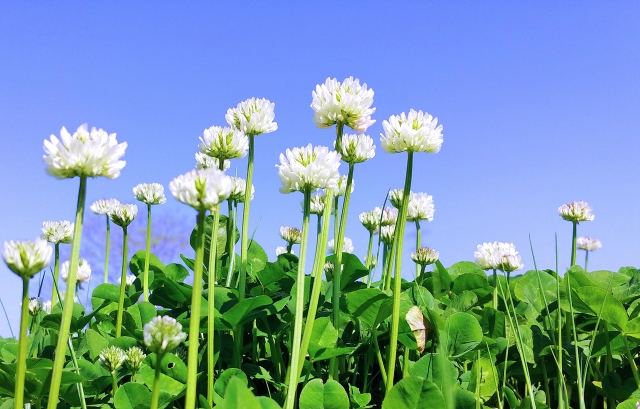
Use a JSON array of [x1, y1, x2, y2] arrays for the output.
[[143, 316, 187, 355], [195, 153, 231, 171], [61, 258, 92, 283], [90, 199, 121, 215], [359, 208, 382, 234], [3, 239, 52, 279], [577, 237, 602, 251], [169, 168, 233, 211], [309, 193, 327, 215], [225, 98, 277, 137], [276, 246, 294, 256], [133, 183, 167, 205], [497, 252, 524, 273], [311, 77, 376, 132], [228, 176, 254, 203], [324, 262, 335, 276], [118, 274, 136, 289], [338, 133, 376, 164], [28, 297, 43, 316], [407, 192, 435, 222], [474, 242, 500, 270], [474, 242, 523, 272], [328, 237, 354, 254], [280, 226, 302, 245], [41, 220, 74, 244], [124, 347, 146, 373], [110, 204, 138, 227], [381, 207, 399, 226], [43, 124, 127, 179], [42, 300, 52, 314], [335, 175, 355, 197], [276, 144, 341, 194], [380, 225, 396, 245], [198, 125, 249, 161], [380, 109, 443, 154], [389, 189, 406, 209], [558, 201, 594, 223], [411, 247, 440, 266], [99, 346, 126, 373]]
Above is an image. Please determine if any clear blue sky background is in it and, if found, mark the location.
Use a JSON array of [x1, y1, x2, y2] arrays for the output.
[[1, 2, 639, 336]]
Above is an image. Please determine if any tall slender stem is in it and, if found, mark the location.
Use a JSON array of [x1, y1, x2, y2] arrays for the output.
[[329, 163, 355, 380], [207, 204, 221, 406], [234, 134, 255, 367], [225, 200, 235, 287], [585, 251, 589, 272], [150, 358, 162, 409], [571, 221, 577, 266], [415, 220, 421, 273], [365, 231, 374, 271], [47, 176, 87, 409], [492, 269, 498, 309], [185, 210, 206, 409], [623, 334, 640, 388], [104, 216, 111, 283], [51, 244, 60, 305], [285, 189, 311, 409], [143, 204, 152, 301], [115, 226, 129, 338], [14, 278, 30, 409], [565, 272, 585, 409], [111, 371, 118, 398]]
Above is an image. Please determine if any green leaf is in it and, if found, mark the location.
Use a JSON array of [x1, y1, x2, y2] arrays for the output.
[[219, 295, 272, 330], [452, 273, 493, 299], [214, 368, 248, 402], [444, 312, 483, 358], [109, 336, 139, 350], [447, 261, 484, 279], [381, 376, 445, 409], [308, 317, 338, 359], [299, 378, 350, 409], [344, 288, 393, 329], [92, 283, 123, 303], [190, 214, 234, 270], [85, 329, 109, 361], [468, 356, 498, 400], [573, 286, 628, 330], [325, 253, 369, 292], [164, 263, 190, 283], [409, 353, 458, 386], [129, 250, 165, 286], [514, 270, 558, 313], [138, 364, 185, 396], [114, 382, 151, 409], [348, 385, 372, 408], [247, 239, 268, 278]]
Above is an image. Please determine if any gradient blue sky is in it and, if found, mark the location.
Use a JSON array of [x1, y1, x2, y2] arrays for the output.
[[1, 2, 639, 336]]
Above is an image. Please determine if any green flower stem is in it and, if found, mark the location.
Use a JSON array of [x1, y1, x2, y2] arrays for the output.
[[555, 234, 565, 409], [150, 358, 162, 409], [492, 269, 498, 309], [66, 334, 87, 409], [474, 351, 481, 409], [329, 162, 355, 380], [333, 197, 339, 240], [225, 200, 235, 287], [185, 210, 206, 409], [386, 151, 414, 392], [115, 226, 129, 338], [234, 134, 255, 368], [372, 329, 387, 385], [384, 243, 396, 292], [47, 176, 87, 409], [285, 189, 312, 409], [143, 204, 152, 302], [207, 204, 221, 407], [565, 274, 586, 409], [585, 251, 589, 272], [623, 334, 640, 388], [571, 221, 577, 266], [14, 278, 30, 409], [296, 190, 334, 379], [51, 244, 60, 306], [104, 216, 111, 283], [415, 220, 421, 273], [365, 231, 374, 271], [110, 371, 118, 397], [335, 122, 344, 155]]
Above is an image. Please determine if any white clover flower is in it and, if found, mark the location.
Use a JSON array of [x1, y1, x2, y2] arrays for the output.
[[143, 316, 187, 356], [225, 98, 277, 137], [577, 237, 602, 251], [3, 239, 52, 279], [311, 77, 376, 132], [276, 246, 294, 256], [276, 144, 341, 194], [124, 347, 146, 373], [195, 152, 231, 171], [42, 300, 52, 314], [41, 220, 74, 244], [359, 208, 382, 233], [411, 247, 439, 266], [43, 124, 127, 179], [389, 189, 406, 209], [407, 192, 435, 222], [61, 258, 92, 283], [28, 297, 43, 316], [474, 242, 500, 270], [90, 198, 121, 215], [99, 346, 126, 373], [169, 168, 233, 211], [280, 227, 302, 245], [328, 237, 354, 254], [497, 253, 524, 274], [338, 134, 376, 164], [228, 176, 254, 203], [380, 225, 396, 245], [558, 201, 594, 223], [474, 242, 523, 273], [381, 207, 399, 226], [118, 274, 136, 288], [380, 110, 443, 154], [198, 125, 249, 160], [133, 183, 167, 205], [309, 193, 326, 215], [335, 175, 355, 197], [110, 204, 138, 227]]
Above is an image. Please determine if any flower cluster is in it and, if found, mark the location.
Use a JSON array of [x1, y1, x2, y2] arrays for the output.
[[338, 134, 376, 164], [99, 346, 126, 373], [558, 201, 594, 223], [3, 239, 52, 279], [407, 192, 435, 222], [110, 204, 138, 227], [119, 274, 136, 289], [28, 297, 43, 316], [228, 176, 254, 203], [280, 226, 302, 245], [309, 193, 327, 215], [225, 98, 277, 137], [359, 208, 382, 233], [169, 168, 233, 211], [133, 183, 167, 205], [276, 144, 341, 194], [43, 124, 127, 179], [61, 258, 92, 283], [311, 77, 376, 132], [380, 225, 396, 245], [41, 221, 74, 244], [380, 109, 443, 154], [474, 242, 524, 273], [336, 175, 355, 197], [411, 247, 439, 266], [195, 153, 230, 171], [577, 237, 602, 251], [124, 347, 146, 373], [143, 316, 187, 356], [381, 207, 398, 226], [328, 237, 354, 254], [198, 126, 249, 160], [90, 198, 121, 215]]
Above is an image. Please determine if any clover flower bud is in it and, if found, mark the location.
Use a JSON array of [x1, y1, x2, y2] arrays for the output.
[[497, 253, 524, 274], [3, 239, 52, 280], [99, 346, 126, 373], [328, 237, 354, 254], [359, 208, 382, 233], [133, 183, 167, 205], [109, 204, 138, 227], [309, 193, 326, 215], [280, 227, 302, 245], [61, 258, 91, 284], [124, 347, 146, 373], [41, 221, 74, 244], [380, 225, 396, 245], [90, 199, 121, 215], [338, 133, 376, 164], [118, 274, 136, 289], [195, 153, 230, 171], [474, 242, 500, 270], [225, 98, 277, 137], [170, 168, 233, 211], [43, 124, 127, 179], [411, 247, 439, 267], [28, 297, 43, 316], [380, 110, 443, 154], [389, 189, 406, 209], [228, 176, 254, 203], [407, 192, 435, 222], [381, 207, 398, 226], [335, 175, 355, 197], [143, 316, 187, 356], [276, 144, 341, 194], [558, 201, 594, 223], [577, 237, 602, 251], [311, 77, 376, 133], [199, 125, 249, 160]]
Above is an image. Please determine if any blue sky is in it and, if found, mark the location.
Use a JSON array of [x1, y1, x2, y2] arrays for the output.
[[1, 2, 639, 336]]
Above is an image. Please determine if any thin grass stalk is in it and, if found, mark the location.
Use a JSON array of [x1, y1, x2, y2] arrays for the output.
[[565, 265, 586, 409], [385, 151, 413, 392], [207, 204, 221, 406], [66, 335, 87, 409], [47, 176, 87, 409], [365, 231, 374, 272], [185, 210, 206, 409], [474, 350, 481, 409], [372, 329, 388, 385], [115, 226, 129, 338], [225, 201, 238, 288], [585, 250, 589, 272], [580, 275, 612, 389], [234, 134, 255, 367], [14, 278, 30, 409], [415, 220, 421, 273], [329, 163, 355, 380], [555, 232, 566, 409], [284, 188, 312, 409], [51, 244, 60, 305], [104, 215, 111, 283], [622, 334, 640, 388], [142, 204, 152, 301]]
